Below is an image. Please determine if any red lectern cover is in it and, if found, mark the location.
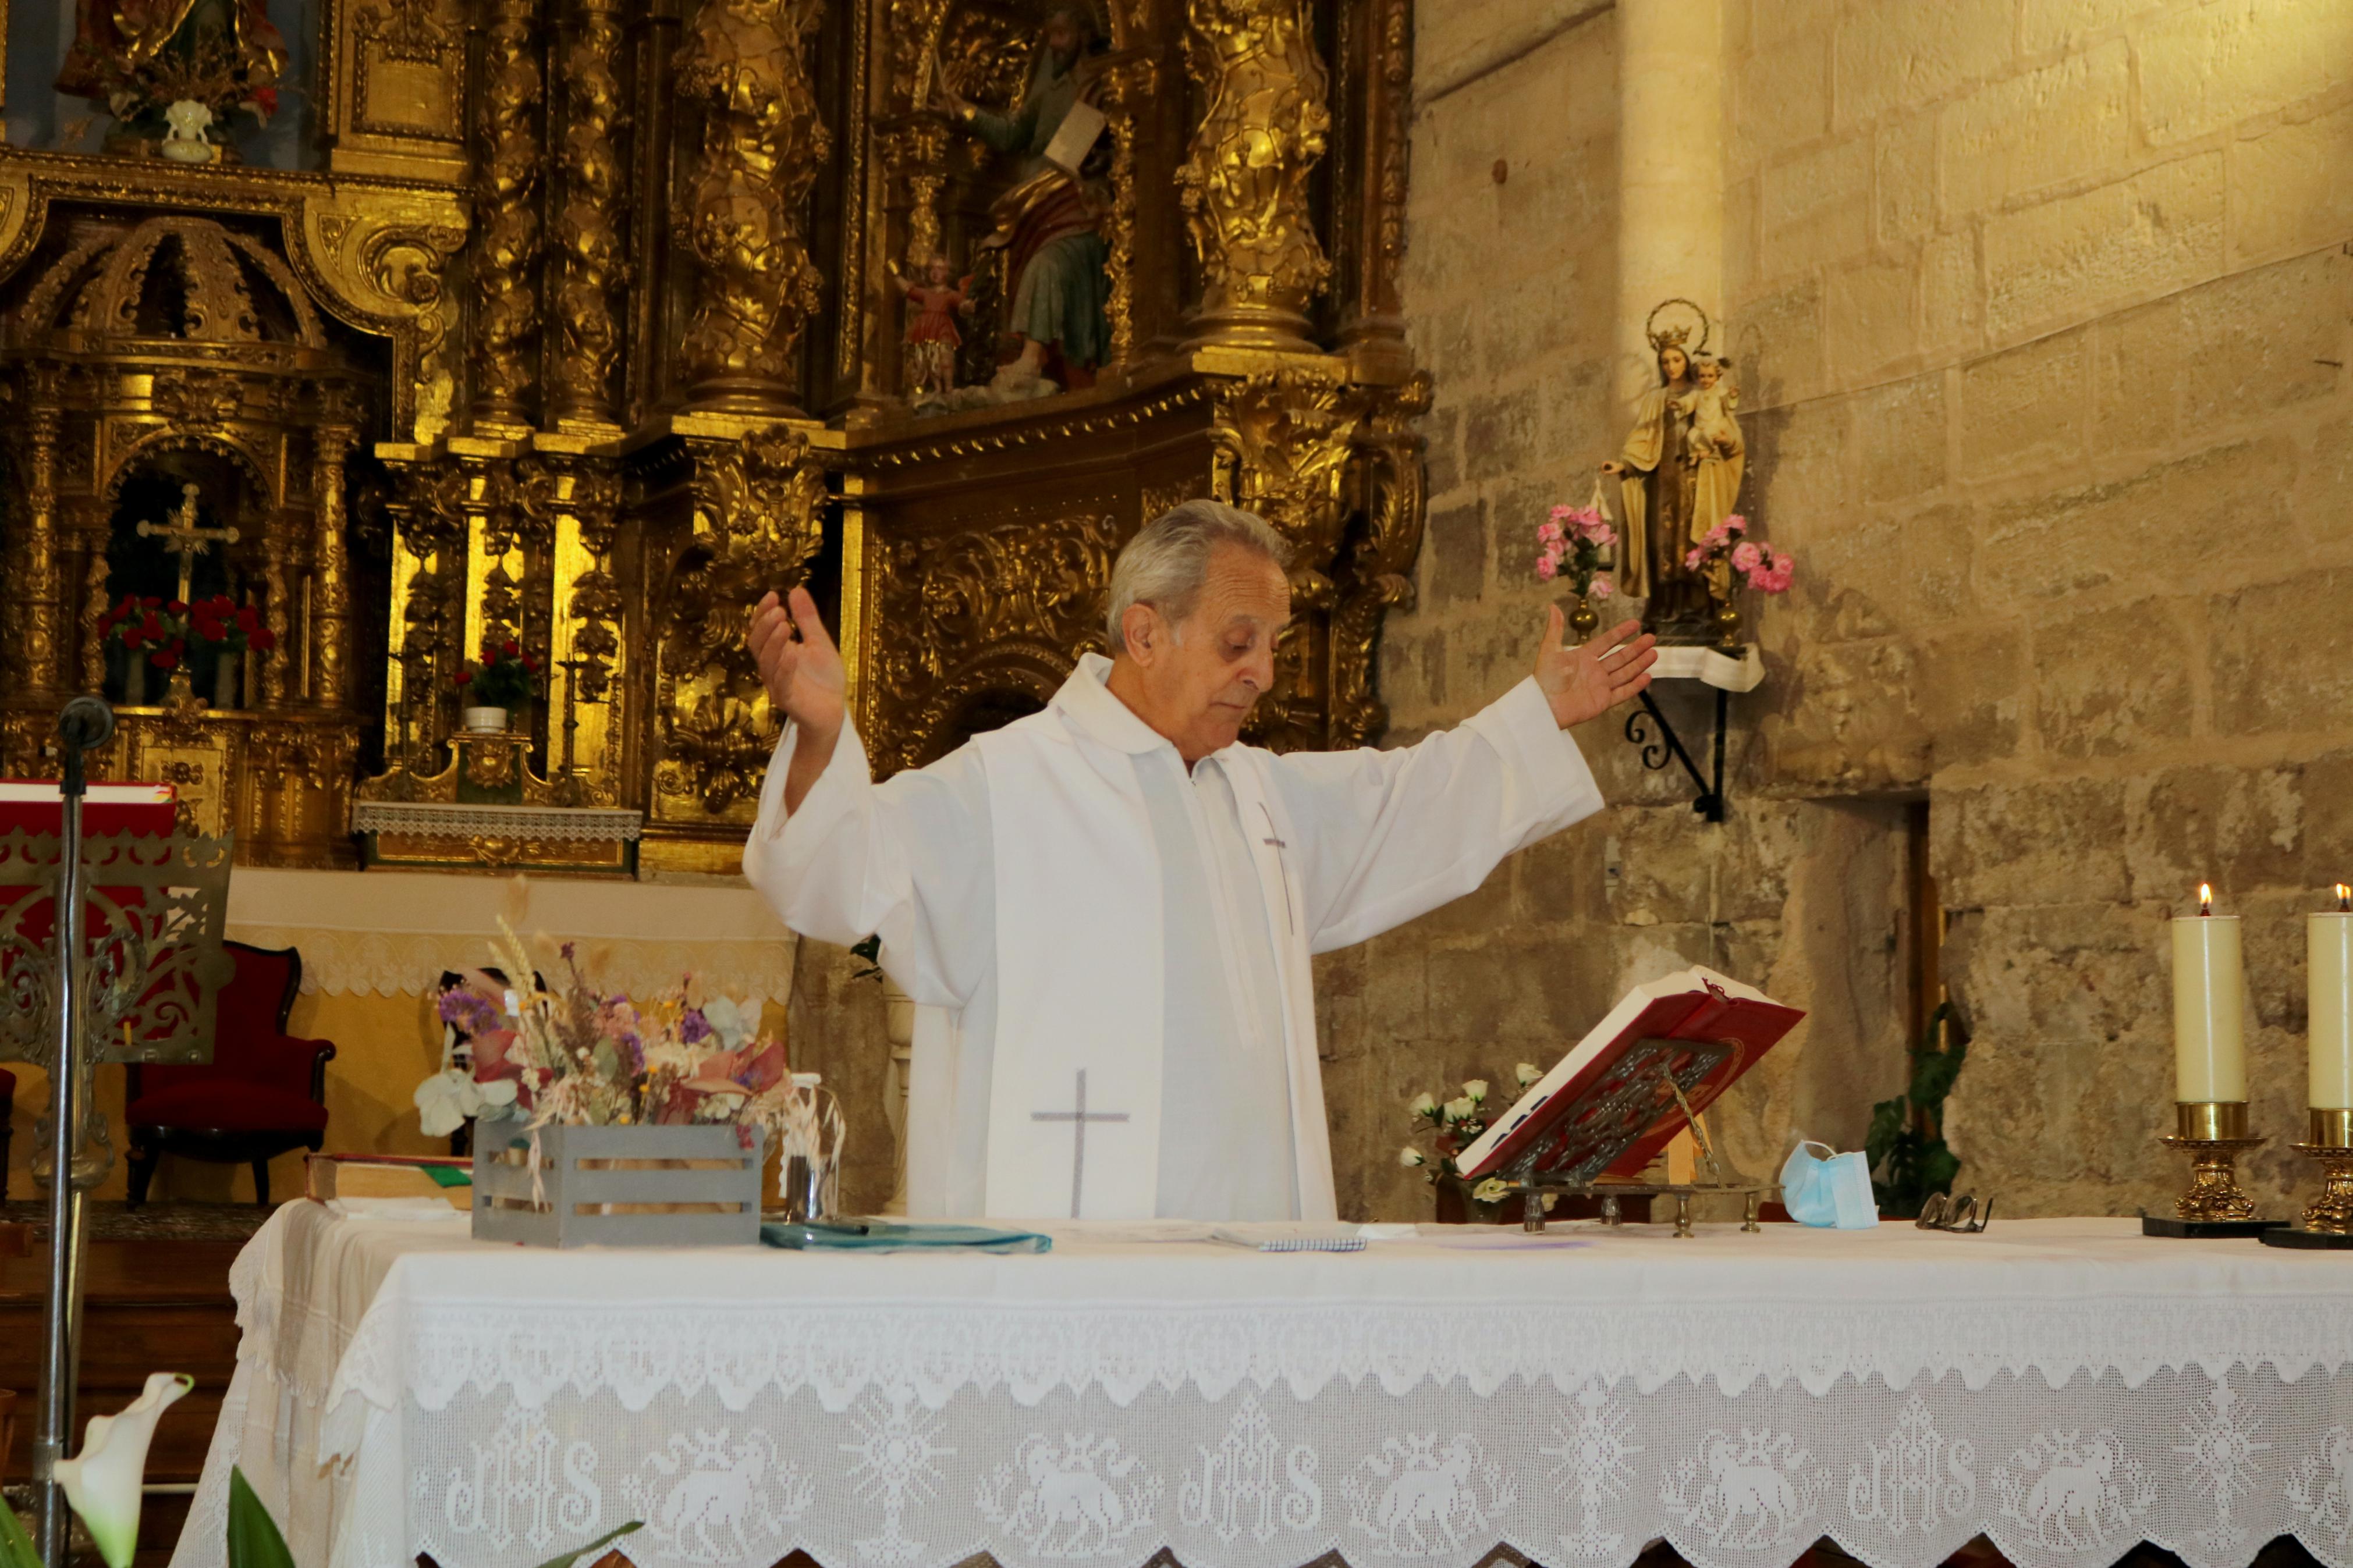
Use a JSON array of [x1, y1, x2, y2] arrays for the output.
[[0, 780, 180, 959], [1454, 965, 1805, 1181], [0, 780, 178, 838]]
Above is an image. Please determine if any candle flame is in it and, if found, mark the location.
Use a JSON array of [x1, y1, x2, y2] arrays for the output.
[[2199, 883, 2213, 916], [2339, 883, 2350, 912]]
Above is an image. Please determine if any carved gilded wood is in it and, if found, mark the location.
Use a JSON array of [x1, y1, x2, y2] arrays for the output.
[[0, 0, 1426, 874]]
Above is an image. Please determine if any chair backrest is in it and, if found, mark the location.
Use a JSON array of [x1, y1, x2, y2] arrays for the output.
[[138, 941, 304, 1090]]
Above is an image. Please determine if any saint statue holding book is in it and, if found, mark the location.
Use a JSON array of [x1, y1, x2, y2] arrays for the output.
[[743, 502, 1661, 1222], [937, 5, 1112, 394]]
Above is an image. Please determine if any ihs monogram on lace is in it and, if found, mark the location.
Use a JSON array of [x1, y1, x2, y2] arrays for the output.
[[2285, 1425, 2353, 1545], [439, 1407, 603, 1553], [1342, 1434, 1516, 1558], [2174, 1377, 2271, 1556], [1847, 1392, 1976, 1538], [840, 1390, 953, 1565], [1992, 1430, 2154, 1553], [621, 1428, 812, 1564], [976, 1433, 1163, 1557], [1178, 1393, 1322, 1544], [1540, 1379, 1641, 1561], [1659, 1428, 1827, 1552]]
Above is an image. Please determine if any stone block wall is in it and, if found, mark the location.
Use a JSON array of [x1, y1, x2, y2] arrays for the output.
[[1343, 0, 2353, 1221]]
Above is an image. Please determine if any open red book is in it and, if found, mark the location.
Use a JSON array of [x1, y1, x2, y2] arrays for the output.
[[1453, 966, 1804, 1182]]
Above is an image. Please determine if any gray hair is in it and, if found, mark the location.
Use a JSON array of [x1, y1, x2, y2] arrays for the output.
[[1105, 500, 1292, 653]]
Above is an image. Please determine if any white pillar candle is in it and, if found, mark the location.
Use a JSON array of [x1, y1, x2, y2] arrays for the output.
[[2310, 888, 2353, 1110], [2172, 886, 2247, 1103]]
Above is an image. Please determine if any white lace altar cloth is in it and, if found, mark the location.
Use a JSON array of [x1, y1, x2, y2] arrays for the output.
[[172, 1206, 2353, 1568], [222, 867, 796, 1003]]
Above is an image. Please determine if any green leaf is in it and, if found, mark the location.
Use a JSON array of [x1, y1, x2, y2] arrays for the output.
[[530, 1520, 644, 1568], [1864, 1096, 1907, 1165], [1916, 1142, 1961, 1197], [227, 1468, 297, 1568], [0, 1490, 44, 1568]]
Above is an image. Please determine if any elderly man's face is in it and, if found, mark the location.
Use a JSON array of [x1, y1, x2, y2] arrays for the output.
[[1045, 15, 1083, 66], [1123, 543, 1291, 763]]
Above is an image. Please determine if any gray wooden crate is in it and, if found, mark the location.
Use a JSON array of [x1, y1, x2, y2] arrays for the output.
[[471, 1123, 765, 1247]]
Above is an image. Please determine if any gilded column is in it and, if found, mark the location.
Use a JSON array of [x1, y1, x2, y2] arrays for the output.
[[1177, 0, 1334, 354], [19, 401, 64, 698], [551, 0, 626, 429], [311, 392, 360, 710], [673, 0, 830, 413], [470, 0, 545, 433], [260, 538, 293, 706], [78, 517, 110, 694], [1332, 0, 1412, 378]]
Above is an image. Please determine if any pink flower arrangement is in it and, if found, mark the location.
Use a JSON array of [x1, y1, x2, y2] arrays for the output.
[[1685, 514, 1795, 595], [1534, 504, 1616, 599], [432, 925, 796, 1133]]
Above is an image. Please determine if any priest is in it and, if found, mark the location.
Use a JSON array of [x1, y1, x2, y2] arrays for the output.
[[743, 502, 1657, 1221]]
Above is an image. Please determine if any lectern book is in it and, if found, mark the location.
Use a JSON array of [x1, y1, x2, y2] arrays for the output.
[[1453, 966, 1804, 1182]]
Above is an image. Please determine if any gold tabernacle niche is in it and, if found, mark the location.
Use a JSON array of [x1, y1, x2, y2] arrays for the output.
[[0, 0, 1425, 877]]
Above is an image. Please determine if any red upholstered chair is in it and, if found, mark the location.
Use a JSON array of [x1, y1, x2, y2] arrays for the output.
[[125, 941, 335, 1207], [0, 1067, 12, 1198]]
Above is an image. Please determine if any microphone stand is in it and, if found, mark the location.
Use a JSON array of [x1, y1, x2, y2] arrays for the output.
[[34, 696, 113, 1568]]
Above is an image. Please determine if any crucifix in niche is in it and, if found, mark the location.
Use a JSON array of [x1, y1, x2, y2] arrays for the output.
[[1030, 1068, 1129, 1218], [136, 483, 242, 604]]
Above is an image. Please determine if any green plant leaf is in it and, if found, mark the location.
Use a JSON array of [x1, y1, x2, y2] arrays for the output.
[[227, 1468, 296, 1568], [529, 1520, 644, 1568], [0, 1490, 44, 1568]]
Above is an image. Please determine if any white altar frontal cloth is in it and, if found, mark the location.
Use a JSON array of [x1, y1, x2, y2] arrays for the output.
[[176, 1206, 2353, 1568]]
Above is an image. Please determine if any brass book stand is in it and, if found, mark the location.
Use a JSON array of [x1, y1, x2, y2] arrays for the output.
[[1490, 1037, 1776, 1238]]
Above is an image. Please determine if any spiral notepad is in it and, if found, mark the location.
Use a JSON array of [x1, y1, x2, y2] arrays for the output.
[[1209, 1227, 1367, 1253]]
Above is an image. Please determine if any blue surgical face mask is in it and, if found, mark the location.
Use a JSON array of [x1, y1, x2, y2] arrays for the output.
[[1779, 1139, 1879, 1229]]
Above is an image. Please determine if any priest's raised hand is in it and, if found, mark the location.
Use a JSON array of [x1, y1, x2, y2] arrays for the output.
[[748, 585, 847, 814], [741, 501, 1627, 1227], [1536, 610, 1658, 729]]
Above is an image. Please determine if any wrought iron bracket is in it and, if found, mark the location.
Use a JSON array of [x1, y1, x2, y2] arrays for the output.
[[1624, 684, 1730, 823]]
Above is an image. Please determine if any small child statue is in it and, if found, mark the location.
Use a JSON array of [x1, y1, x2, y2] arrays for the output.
[[893, 255, 975, 401]]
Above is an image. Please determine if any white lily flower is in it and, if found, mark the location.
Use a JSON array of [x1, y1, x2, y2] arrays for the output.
[[1442, 1096, 1475, 1124], [1408, 1091, 1437, 1118], [701, 995, 757, 1050], [1398, 1146, 1426, 1168], [54, 1371, 192, 1568], [1463, 1079, 1489, 1103], [1514, 1061, 1542, 1087], [413, 1067, 481, 1137]]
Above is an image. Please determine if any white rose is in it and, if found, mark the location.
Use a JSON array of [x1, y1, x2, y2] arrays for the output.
[[1442, 1096, 1475, 1124], [1398, 1146, 1426, 1168], [1408, 1091, 1437, 1117], [1463, 1079, 1489, 1103], [1515, 1062, 1542, 1087]]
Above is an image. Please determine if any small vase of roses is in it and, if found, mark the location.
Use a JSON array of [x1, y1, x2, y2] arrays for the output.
[[453, 640, 541, 733]]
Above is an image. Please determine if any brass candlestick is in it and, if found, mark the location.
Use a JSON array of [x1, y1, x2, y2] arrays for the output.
[[2292, 1108, 2353, 1234], [2160, 1100, 2265, 1223]]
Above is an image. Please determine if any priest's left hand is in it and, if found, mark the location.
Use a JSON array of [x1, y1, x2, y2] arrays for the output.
[[1535, 610, 1657, 729]]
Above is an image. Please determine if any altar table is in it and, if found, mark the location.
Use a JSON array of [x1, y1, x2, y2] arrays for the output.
[[172, 1204, 2353, 1568]]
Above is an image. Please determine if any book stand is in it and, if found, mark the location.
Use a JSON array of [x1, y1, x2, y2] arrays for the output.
[[0, 816, 232, 1567], [1490, 1037, 1776, 1238]]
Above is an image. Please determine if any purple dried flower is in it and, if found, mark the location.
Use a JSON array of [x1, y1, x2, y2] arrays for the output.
[[679, 1008, 714, 1045]]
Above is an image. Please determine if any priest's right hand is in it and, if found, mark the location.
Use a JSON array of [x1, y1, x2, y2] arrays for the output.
[[750, 586, 846, 810]]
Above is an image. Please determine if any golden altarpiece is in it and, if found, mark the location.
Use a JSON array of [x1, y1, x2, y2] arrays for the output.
[[0, 0, 1426, 876]]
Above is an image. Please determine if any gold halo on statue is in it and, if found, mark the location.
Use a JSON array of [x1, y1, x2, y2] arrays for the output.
[[1645, 297, 1712, 356]]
